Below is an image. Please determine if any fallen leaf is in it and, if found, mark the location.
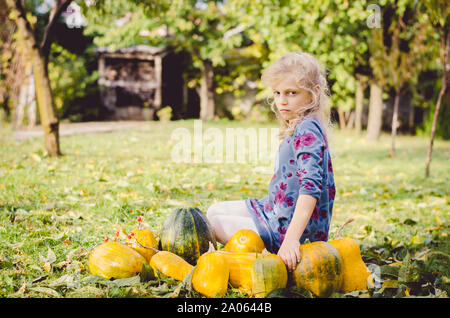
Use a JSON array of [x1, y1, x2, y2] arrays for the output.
[[29, 287, 61, 298], [43, 262, 51, 273]]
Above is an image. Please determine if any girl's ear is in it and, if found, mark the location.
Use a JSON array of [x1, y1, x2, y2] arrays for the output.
[[313, 84, 320, 94]]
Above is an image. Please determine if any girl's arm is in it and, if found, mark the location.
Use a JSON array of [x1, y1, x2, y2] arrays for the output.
[[277, 194, 317, 271]]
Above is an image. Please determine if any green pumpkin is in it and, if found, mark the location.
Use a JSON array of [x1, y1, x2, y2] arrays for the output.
[[292, 241, 343, 297], [159, 207, 217, 265]]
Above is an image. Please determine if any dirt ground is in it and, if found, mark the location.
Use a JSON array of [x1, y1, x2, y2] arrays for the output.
[[12, 121, 153, 141]]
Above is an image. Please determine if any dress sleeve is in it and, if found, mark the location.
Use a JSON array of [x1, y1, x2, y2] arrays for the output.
[[291, 118, 324, 200]]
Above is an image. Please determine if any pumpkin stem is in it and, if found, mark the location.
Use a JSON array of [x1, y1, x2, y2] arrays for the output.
[[335, 218, 354, 239], [126, 240, 160, 253], [207, 241, 216, 253]]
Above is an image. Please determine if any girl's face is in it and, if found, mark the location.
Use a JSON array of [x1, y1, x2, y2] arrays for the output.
[[272, 74, 313, 122]]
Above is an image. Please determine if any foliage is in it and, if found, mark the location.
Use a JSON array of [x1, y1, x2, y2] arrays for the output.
[[48, 43, 99, 121], [0, 121, 448, 298]]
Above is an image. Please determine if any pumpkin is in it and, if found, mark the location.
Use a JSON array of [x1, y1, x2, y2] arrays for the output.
[[250, 253, 288, 298], [329, 237, 373, 292], [150, 250, 194, 281], [126, 227, 158, 262], [159, 207, 217, 265], [292, 241, 343, 298], [88, 242, 147, 279], [216, 251, 287, 297], [216, 251, 256, 293], [192, 251, 230, 297], [224, 229, 265, 253]]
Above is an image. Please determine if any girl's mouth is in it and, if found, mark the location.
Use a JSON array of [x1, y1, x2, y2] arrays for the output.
[[280, 109, 290, 112]]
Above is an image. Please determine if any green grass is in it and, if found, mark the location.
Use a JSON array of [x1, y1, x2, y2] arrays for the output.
[[0, 119, 448, 298]]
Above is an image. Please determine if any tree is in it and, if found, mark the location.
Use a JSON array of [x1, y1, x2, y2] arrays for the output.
[[422, 0, 449, 177], [370, 3, 430, 156], [84, 0, 245, 122], [6, 0, 73, 156]]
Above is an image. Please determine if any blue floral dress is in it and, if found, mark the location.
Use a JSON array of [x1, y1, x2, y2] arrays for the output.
[[245, 115, 336, 253]]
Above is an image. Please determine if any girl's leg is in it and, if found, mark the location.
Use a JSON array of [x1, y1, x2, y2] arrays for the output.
[[206, 200, 258, 245]]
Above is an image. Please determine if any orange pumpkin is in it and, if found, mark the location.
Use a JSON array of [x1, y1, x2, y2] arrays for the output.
[[192, 252, 230, 297], [126, 227, 158, 262], [329, 237, 373, 292], [224, 229, 265, 253], [149, 250, 194, 281], [88, 242, 147, 279], [216, 251, 287, 297]]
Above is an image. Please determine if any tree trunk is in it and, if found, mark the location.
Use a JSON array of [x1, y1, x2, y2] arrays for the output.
[[390, 88, 400, 157], [26, 66, 37, 127], [408, 101, 415, 135], [366, 81, 384, 141], [7, 0, 62, 156], [355, 79, 365, 134], [425, 32, 449, 178], [31, 46, 61, 156], [199, 59, 215, 121], [337, 108, 346, 130]]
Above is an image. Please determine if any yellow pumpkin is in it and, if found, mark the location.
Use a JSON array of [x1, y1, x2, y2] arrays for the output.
[[126, 227, 158, 262], [224, 229, 265, 253], [250, 253, 288, 298], [192, 252, 230, 297], [150, 250, 194, 281], [88, 242, 147, 279], [216, 251, 256, 293], [216, 251, 287, 297], [329, 237, 373, 292], [292, 241, 343, 297]]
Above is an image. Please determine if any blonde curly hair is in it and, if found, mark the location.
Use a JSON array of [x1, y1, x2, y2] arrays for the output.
[[261, 52, 333, 142]]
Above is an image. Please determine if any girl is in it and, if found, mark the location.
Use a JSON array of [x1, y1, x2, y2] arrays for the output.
[[206, 52, 335, 271]]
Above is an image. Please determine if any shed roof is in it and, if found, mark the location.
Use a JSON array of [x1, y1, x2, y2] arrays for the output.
[[93, 45, 169, 55]]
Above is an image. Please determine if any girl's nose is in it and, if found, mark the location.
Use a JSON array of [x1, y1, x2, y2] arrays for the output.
[[280, 94, 288, 104]]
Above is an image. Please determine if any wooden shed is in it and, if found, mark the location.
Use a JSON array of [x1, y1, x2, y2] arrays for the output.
[[94, 45, 186, 120]]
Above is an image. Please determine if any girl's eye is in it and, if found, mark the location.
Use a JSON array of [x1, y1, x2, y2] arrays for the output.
[[289, 91, 296, 95]]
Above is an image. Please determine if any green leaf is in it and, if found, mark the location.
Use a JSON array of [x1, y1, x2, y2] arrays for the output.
[[398, 253, 421, 283], [110, 275, 141, 287], [28, 287, 61, 298], [140, 263, 157, 282], [403, 218, 418, 226]]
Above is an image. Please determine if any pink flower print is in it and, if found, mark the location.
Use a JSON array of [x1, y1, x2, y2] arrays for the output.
[[293, 136, 303, 150], [311, 206, 321, 221], [328, 158, 333, 173], [286, 172, 293, 178], [278, 227, 287, 245], [274, 189, 287, 205], [314, 231, 328, 241], [271, 174, 277, 182], [263, 201, 273, 212], [285, 197, 294, 207], [294, 132, 317, 150], [301, 153, 311, 161], [304, 181, 315, 191], [300, 132, 317, 147], [280, 182, 287, 190], [297, 168, 307, 184], [328, 184, 336, 200], [289, 159, 295, 165]]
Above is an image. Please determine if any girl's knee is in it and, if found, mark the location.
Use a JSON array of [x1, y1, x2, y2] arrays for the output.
[[206, 202, 221, 220]]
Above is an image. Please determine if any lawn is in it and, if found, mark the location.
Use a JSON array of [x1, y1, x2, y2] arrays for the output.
[[0, 119, 448, 298]]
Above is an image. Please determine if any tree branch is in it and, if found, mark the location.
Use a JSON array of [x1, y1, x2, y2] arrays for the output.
[[41, 0, 73, 59]]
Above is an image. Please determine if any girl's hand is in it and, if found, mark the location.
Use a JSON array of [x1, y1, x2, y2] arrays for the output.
[[277, 238, 301, 272]]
